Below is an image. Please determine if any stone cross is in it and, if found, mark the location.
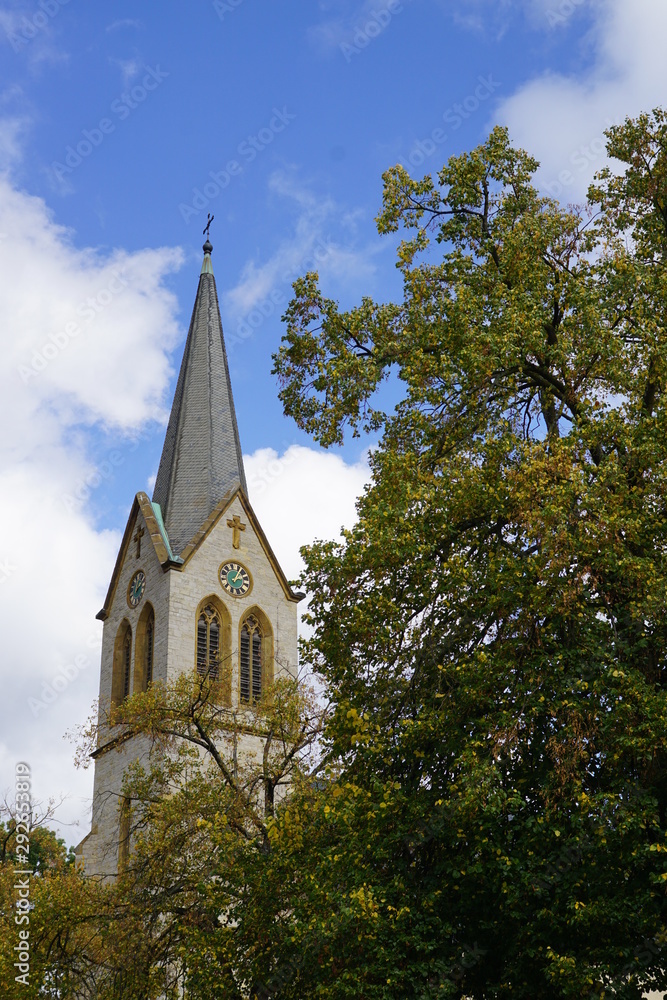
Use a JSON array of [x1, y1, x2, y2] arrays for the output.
[[133, 525, 144, 558], [227, 514, 246, 549]]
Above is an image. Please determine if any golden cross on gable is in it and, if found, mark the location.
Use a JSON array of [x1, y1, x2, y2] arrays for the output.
[[226, 514, 246, 549], [133, 525, 144, 558]]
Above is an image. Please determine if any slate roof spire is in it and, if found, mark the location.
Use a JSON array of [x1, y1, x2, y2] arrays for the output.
[[152, 236, 248, 555]]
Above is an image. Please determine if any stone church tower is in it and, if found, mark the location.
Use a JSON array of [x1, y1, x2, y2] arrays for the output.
[[76, 238, 301, 876]]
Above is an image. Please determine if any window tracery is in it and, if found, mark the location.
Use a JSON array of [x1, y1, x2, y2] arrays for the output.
[[197, 604, 221, 681], [240, 615, 263, 703]]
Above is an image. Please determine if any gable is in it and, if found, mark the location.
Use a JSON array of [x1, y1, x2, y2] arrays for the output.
[[96, 492, 181, 621], [179, 488, 303, 604]]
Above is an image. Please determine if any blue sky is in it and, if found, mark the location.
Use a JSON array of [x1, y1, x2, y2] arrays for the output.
[[1, 0, 665, 842]]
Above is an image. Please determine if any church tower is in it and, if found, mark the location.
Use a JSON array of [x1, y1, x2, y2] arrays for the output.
[[76, 238, 301, 876]]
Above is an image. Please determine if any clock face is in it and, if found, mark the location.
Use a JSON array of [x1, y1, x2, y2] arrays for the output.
[[219, 561, 251, 598], [127, 570, 146, 608]]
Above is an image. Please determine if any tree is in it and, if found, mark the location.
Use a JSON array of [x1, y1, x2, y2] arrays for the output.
[[91, 669, 324, 999], [268, 110, 667, 997], [10, 669, 326, 1000]]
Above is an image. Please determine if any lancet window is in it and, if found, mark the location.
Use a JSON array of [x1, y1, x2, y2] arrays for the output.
[[122, 631, 131, 700], [197, 605, 221, 681], [112, 620, 133, 708], [240, 615, 263, 703]]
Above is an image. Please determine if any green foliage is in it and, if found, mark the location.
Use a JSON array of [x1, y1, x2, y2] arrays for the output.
[[271, 111, 667, 997], [0, 818, 74, 874]]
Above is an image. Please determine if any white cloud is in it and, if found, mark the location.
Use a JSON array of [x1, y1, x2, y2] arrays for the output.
[[445, 0, 514, 36], [308, 0, 411, 52], [495, 0, 667, 200], [307, 0, 371, 51], [2, 176, 184, 435], [244, 445, 371, 700], [245, 444, 371, 582], [0, 462, 116, 842], [223, 169, 381, 338], [0, 84, 31, 169], [439, 0, 586, 37], [0, 116, 25, 168], [108, 56, 143, 87], [105, 19, 143, 33]]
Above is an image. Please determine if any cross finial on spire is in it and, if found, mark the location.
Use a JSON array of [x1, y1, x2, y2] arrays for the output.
[[202, 214, 214, 258]]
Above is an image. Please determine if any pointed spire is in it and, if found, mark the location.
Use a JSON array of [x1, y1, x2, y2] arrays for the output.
[[152, 237, 248, 555]]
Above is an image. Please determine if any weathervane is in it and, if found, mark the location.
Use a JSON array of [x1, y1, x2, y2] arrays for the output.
[[203, 213, 214, 239]]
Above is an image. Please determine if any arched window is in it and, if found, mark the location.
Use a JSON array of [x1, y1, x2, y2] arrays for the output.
[[112, 620, 132, 709], [194, 596, 231, 704], [240, 615, 263, 703], [197, 604, 221, 681], [135, 604, 155, 693]]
